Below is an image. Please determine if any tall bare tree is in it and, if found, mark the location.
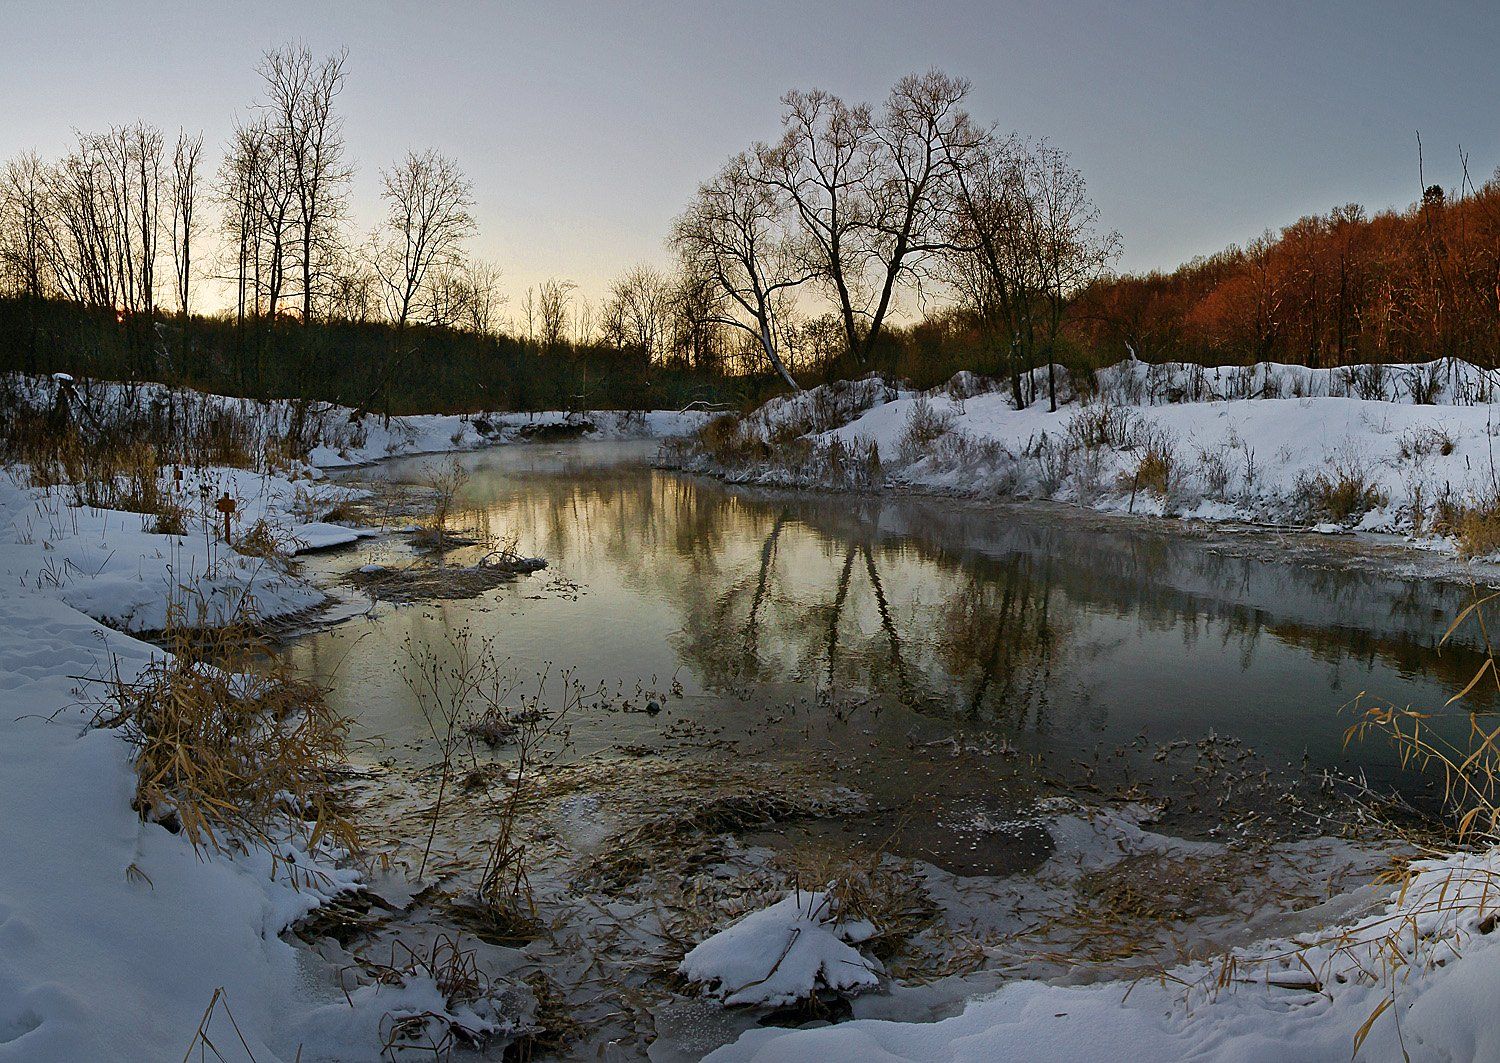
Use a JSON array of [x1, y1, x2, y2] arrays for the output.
[[756, 71, 980, 367], [601, 264, 674, 359], [257, 43, 351, 322], [0, 152, 51, 371], [1016, 139, 1120, 409], [367, 149, 475, 418], [536, 278, 575, 349], [756, 90, 875, 369], [671, 151, 813, 389], [0, 153, 49, 298], [169, 131, 203, 319]]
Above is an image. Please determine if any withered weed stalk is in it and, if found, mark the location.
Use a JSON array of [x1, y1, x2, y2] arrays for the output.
[[416, 458, 470, 550], [352, 934, 513, 1057], [399, 628, 576, 921]]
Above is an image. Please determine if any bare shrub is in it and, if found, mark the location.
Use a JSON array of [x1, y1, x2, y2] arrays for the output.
[[1028, 434, 1071, 496], [896, 395, 957, 464], [401, 630, 577, 929], [1397, 425, 1457, 461], [1065, 404, 1136, 451], [1196, 444, 1233, 500]]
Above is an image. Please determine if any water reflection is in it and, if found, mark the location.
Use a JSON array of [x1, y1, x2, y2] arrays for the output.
[[295, 441, 1487, 814]]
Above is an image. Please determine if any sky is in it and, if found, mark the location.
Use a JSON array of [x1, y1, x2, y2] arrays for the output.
[[3, 0, 1499, 314]]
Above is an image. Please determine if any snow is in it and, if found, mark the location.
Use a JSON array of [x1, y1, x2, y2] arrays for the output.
[[287, 521, 380, 554], [8, 362, 1500, 1061], [692, 357, 1500, 551], [708, 850, 1500, 1063], [0, 379, 704, 1059], [679, 890, 881, 1007]]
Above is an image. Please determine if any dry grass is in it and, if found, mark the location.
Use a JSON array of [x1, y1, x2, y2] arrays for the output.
[[1448, 498, 1500, 559], [1306, 463, 1387, 523], [92, 593, 358, 863], [1208, 589, 1500, 1056], [399, 630, 577, 931]]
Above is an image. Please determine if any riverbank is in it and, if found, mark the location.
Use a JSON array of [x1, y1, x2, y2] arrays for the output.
[[2, 374, 1497, 1060], [663, 357, 1500, 562], [301, 441, 1500, 1060], [0, 386, 703, 1060]]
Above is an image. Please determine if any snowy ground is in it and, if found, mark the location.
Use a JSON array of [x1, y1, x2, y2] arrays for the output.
[[5, 365, 1499, 1061], [671, 357, 1500, 556], [0, 390, 702, 1061], [706, 846, 1500, 1062]]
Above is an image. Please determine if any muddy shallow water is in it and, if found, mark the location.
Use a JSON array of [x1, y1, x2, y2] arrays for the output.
[[292, 440, 1484, 852]]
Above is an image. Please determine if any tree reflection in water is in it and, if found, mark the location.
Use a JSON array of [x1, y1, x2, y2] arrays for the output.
[[308, 441, 1492, 810]]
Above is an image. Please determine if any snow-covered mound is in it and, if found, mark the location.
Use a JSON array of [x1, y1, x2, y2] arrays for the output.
[[680, 890, 882, 1007]]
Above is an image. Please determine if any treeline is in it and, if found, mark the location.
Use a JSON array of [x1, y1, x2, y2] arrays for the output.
[[14, 44, 1483, 416], [0, 296, 755, 414], [1070, 183, 1500, 370], [0, 51, 1128, 413]]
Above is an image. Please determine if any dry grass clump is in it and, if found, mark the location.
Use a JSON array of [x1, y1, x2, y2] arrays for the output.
[[586, 791, 850, 891], [1456, 507, 1500, 560], [1124, 445, 1176, 499], [1065, 403, 1138, 452], [349, 933, 535, 1057], [693, 413, 765, 467], [1397, 425, 1457, 461], [1438, 496, 1500, 559], [1305, 464, 1387, 523], [1222, 591, 1500, 1055], [93, 595, 357, 861]]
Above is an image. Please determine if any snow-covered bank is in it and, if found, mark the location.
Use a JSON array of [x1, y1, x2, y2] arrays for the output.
[[0, 382, 704, 1059], [707, 847, 1500, 1062], [0, 474, 368, 1059], [668, 357, 1500, 556]]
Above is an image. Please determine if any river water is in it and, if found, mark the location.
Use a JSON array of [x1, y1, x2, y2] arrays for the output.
[[285, 439, 1486, 878]]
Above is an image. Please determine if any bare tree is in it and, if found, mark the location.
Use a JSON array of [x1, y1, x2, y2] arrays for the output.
[[325, 244, 380, 322], [670, 266, 727, 371], [753, 72, 979, 367], [366, 149, 475, 419], [0, 152, 51, 371], [457, 259, 504, 335], [945, 134, 1118, 410], [373, 150, 475, 327], [169, 131, 203, 319], [943, 131, 1033, 406], [0, 152, 50, 301], [168, 130, 203, 368], [257, 43, 351, 322], [1016, 139, 1120, 410], [756, 91, 875, 370], [601, 264, 674, 358], [670, 151, 813, 389], [536, 278, 575, 349]]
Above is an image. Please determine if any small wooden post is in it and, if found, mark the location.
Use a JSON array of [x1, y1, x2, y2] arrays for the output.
[[215, 493, 236, 541]]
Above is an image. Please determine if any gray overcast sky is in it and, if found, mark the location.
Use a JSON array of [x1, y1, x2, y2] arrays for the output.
[[3, 0, 1498, 309]]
